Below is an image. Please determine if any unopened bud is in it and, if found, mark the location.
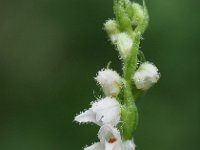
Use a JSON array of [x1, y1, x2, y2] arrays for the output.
[[104, 19, 119, 34], [132, 3, 144, 26], [104, 19, 120, 43], [95, 69, 122, 97], [116, 33, 133, 59], [133, 62, 160, 90]]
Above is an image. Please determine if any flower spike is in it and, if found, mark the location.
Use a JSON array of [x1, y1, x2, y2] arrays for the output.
[[74, 0, 160, 149]]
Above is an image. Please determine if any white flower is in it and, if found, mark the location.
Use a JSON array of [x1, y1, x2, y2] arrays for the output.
[[74, 97, 121, 126], [95, 69, 122, 97], [133, 62, 160, 90], [84, 124, 122, 150], [116, 33, 133, 59], [85, 125, 136, 150]]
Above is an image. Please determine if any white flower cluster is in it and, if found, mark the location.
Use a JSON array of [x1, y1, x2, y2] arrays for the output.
[[74, 64, 159, 150], [75, 69, 136, 150]]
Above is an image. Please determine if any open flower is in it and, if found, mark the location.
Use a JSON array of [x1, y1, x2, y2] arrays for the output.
[[95, 69, 122, 97], [74, 97, 121, 126], [85, 125, 136, 150], [84, 124, 122, 150], [133, 62, 160, 90]]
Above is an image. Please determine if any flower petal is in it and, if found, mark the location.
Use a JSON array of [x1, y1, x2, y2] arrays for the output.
[[105, 141, 122, 150], [84, 142, 104, 150], [91, 97, 121, 126], [74, 110, 97, 124]]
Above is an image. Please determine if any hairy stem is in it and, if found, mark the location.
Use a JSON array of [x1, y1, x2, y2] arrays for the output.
[[121, 32, 140, 140]]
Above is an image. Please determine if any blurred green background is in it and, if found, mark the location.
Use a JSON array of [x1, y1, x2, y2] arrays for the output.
[[0, 0, 199, 150]]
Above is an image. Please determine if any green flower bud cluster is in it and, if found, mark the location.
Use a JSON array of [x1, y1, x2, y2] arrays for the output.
[[105, 0, 149, 35]]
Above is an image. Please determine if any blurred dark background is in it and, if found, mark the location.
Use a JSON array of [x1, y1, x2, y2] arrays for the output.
[[0, 0, 199, 150]]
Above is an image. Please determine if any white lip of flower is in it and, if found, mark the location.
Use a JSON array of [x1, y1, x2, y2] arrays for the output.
[[95, 69, 122, 97], [84, 125, 136, 150], [74, 97, 121, 126], [116, 33, 133, 59], [133, 62, 160, 90]]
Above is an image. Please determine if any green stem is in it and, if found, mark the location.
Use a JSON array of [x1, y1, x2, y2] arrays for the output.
[[123, 33, 141, 85], [121, 33, 140, 140], [123, 32, 141, 105], [121, 102, 138, 140]]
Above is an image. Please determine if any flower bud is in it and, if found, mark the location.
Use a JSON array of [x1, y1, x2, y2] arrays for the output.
[[95, 69, 122, 97], [131, 3, 144, 26], [133, 62, 160, 90], [104, 19, 119, 35], [131, 1, 149, 33], [116, 33, 133, 59], [104, 19, 120, 43]]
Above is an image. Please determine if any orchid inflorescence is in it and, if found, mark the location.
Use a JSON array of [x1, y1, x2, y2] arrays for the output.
[[74, 0, 160, 149]]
